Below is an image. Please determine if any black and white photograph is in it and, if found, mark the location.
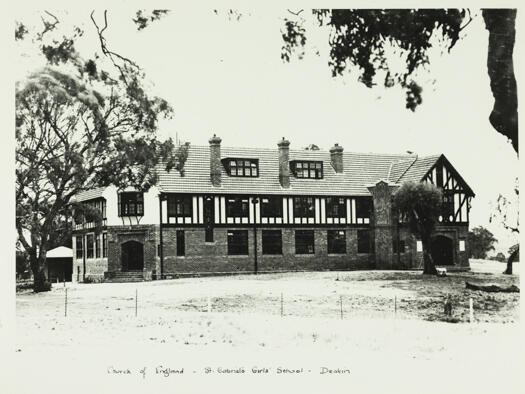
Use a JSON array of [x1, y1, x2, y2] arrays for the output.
[[4, 4, 523, 394]]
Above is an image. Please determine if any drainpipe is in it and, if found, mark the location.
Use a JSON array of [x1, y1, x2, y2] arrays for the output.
[[252, 197, 259, 274], [159, 194, 165, 279]]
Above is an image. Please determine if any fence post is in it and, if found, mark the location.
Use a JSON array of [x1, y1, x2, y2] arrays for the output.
[[135, 288, 138, 317], [340, 295, 343, 320], [64, 288, 68, 317], [469, 298, 473, 323]]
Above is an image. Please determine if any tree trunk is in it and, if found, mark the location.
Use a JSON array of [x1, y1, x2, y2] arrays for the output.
[[482, 9, 518, 153], [30, 252, 50, 292], [422, 238, 437, 275], [504, 246, 519, 275]]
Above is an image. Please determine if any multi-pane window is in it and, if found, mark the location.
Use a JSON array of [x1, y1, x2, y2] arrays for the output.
[[225, 159, 259, 177], [76, 236, 83, 259], [262, 230, 282, 255], [176, 230, 185, 256], [86, 234, 94, 259], [442, 193, 454, 221], [226, 197, 249, 218], [393, 240, 406, 254], [355, 197, 373, 221], [293, 197, 315, 218], [102, 233, 108, 258], [75, 199, 107, 224], [357, 230, 372, 253], [326, 197, 346, 218], [295, 230, 315, 254], [328, 230, 346, 254], [168, 195, 192, 217], [261, 196, 283, 217], [291, 161, 323, 179], [119, 192, 144, 216], [227, 230, 249, 255], [95, 234, 101, 258]]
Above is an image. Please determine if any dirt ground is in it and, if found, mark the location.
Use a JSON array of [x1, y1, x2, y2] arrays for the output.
[[11, 260, 522, 394]]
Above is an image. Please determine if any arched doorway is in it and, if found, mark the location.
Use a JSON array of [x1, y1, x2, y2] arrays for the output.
[[121, 241, 144, 271], [430, 235, 455, 266]]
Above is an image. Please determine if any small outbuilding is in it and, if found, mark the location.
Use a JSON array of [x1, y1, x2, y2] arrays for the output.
[[46, 246, 73, 282]]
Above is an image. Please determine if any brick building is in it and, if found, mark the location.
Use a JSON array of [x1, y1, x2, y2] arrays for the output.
[[71, 135, 474, 282]]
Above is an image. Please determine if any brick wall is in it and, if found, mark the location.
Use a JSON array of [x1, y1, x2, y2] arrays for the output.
[[161, 226, 373, 275]]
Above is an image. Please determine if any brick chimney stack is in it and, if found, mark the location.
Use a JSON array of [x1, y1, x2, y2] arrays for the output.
[[209, 134, 222, 187], [277, 137, 290, 188], [330, 143, 344, 173]]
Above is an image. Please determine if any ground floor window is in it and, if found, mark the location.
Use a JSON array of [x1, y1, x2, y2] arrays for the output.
[[177, 230, 185, 256], [76, 236, 83, 259], [227, 230, 248, 255], [295, 230, 314, 254], [95, 234, 101, 258], [86, 234, 94, 258], [205, 227, 214, 243], [393, 239, 406, 254], [328, 230, 346, 254], [262, 230, 282, 255], [357, 230, 372, 253]]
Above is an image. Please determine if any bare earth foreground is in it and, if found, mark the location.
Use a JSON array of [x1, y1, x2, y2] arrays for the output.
[[12, 260, 522, 394]]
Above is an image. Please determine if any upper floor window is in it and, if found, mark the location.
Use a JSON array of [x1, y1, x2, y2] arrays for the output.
[[226, 196, 249, 218], [168, 195, 192, 217], [223, 158, 259, 177], [326, 197, 346, 218], [355, 197, 372, 222], [119, 192, 144, 216], [442, 193, 454, 222], [293, 196, 315, 218], [291, 161, 323, 179], [74, 199, 107, 224], [261, 196, 283, 217]]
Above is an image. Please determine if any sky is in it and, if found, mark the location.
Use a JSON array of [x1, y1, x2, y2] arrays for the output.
[[14, 8, 520, 254]]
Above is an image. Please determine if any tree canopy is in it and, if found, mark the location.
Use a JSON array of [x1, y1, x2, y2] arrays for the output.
[[467, 226, 497, 259], [393, 181, 443, 275]]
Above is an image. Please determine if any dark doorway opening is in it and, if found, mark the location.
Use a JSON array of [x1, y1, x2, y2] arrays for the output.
[[121, 241, 144, 271], [431, 235, 455, 266]]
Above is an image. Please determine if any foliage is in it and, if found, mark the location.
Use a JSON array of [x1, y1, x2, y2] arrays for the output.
[[303, 144, 320, 150], [133, 10, 170, 30], [15, 10, 184, 291], [489, 252, 506, 263], [16, 250, 30, 277], [467, 226, 497, 259], [508, 244, 519, 262], [279, 9, 518, 152], [393, 181, 443, 274], [490, 177, 519, 234]]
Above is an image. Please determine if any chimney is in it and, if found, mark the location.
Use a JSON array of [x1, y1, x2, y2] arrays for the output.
[[209, 134, 222, 187], [330, 143, 344, 173], [277, 137, 290, 188]]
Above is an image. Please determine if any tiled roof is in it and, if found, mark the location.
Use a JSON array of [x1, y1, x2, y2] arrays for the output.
[[156, 145, 442, 196], [71, 187, 106, 202]]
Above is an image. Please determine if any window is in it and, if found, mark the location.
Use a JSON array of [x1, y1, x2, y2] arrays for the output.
[[86, 234, 94, 259], [227, 230, 249, 255], [416, 240, 423, 252], [442, 193, 454, 221], [102, 233, 108, 258], [356, 197, 372, 222], [261, 196, 283, 217], [328, 230, 346, 254], [223, 158, 259, 177], [295, 230, 315, 254], [176, 230, 185, 256], [291, 161, 323, 179], [393, 240, 406, 254], [76, 236, 83, 259], [293, 197, 315, 218], [95, 234, 101, 258], [459, 240, 466, 252], [262, 230, 282, 255], [83, 199, 107, 222], [357, 230, 372, 253], [168, 195, 192, 217], [326, 197, 346, 218], [119, 192, 144, 216], [226, 197, 249, 218], [205, 227, 214, 243]]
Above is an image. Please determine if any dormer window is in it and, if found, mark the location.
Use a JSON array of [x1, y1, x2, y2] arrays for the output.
[[291, 161, 323, 179], [118, 192, 144, 217], [223, 158, 259, 177]]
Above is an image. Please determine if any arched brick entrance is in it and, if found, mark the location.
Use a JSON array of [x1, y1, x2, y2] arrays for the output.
[[121, 241, 144, 271], [431, 235, 455, 266]]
